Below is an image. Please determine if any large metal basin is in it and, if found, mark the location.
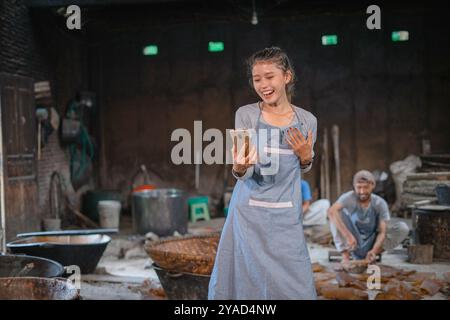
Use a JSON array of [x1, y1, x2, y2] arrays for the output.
[[0, 277, 78, 300], [153, 263, 210, 300], [132, 188, 187, 236], [7, 234, 111, 274], [0, 254, 64, 278]]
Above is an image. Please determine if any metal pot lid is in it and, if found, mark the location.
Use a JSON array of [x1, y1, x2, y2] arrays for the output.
[[16, 228, 118, 238]]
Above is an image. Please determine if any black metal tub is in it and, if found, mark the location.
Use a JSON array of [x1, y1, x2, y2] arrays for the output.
[[0, 254, 64, 278], [7, 232, 112, 274], [152, 263, 210, 300]]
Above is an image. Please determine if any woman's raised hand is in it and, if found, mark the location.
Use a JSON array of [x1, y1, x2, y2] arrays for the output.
[[232, 142, 257, 176], [286, 128, 313, 164]]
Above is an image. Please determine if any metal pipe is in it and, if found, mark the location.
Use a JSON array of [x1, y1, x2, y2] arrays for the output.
[[0, 93, 6, 252], [332, 124, 341, 198], [195, 150, 200, 190]]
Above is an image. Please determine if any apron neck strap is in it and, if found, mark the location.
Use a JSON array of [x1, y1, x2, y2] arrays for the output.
[[257, 101, 301, 128]]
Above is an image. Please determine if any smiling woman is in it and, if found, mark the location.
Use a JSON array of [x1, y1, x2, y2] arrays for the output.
[[208, 47, 318, 300], [248, 47, 296, 105]]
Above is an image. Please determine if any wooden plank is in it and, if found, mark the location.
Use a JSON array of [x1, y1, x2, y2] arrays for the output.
[[401, 193, 436, 204], [406, 172, 450, 181], [5, 181, 40, 240]]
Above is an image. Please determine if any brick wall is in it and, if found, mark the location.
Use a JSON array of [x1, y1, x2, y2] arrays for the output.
[[36, 131, 75, 220], [0, 1, 82, 228], [0, 0, 49, 80]]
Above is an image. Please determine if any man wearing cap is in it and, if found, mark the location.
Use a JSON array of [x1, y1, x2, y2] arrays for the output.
[[327, 170, 410, 264]]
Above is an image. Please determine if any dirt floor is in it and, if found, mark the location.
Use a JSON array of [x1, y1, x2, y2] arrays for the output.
[[79, 215, 450, 300]]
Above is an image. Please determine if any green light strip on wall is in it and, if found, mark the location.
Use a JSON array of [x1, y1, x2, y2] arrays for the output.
[[392, 31, 409, 42], [321, 35, 338, 46], [208, 41, 224, 52], [143, 45, 158, 56]]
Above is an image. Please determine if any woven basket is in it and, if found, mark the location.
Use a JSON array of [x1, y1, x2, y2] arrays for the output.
[[145, 232, 220, 275]]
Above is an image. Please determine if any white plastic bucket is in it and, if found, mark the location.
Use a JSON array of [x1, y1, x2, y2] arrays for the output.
[[98, 200, 121, 229]]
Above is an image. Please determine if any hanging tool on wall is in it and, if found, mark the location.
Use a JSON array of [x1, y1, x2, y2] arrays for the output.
[[34, 81, 54, 160], [61, 92, 95, 190], [331, 124, 341, 199], [36, 108, 48, 160]]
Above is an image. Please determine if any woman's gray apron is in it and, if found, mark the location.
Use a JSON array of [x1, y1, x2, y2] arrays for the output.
[[208, 106, 317, 300]]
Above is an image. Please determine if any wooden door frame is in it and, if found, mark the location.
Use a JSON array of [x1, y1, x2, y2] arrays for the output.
[[0, 72, 38, 247], [0, 82, 5, 252]]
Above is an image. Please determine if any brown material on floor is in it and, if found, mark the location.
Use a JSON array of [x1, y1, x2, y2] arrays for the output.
[[314, 272, 336, 282], [321, 286, 369, 300], [335, 272, 367, 290], [130, 278, 166, 299], [399, 271, 436, 285], [419, 279, 444, 296], [341, 260, 369, 274], [375, 279, 422, 300], [311, 262, 328, 273], [311, 262, 449, 300]]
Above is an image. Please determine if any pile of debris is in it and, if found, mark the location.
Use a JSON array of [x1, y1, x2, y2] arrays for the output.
[[401, 171, 450, 207], [420, 154, 450, 172], [312, 262, 450, 300]]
